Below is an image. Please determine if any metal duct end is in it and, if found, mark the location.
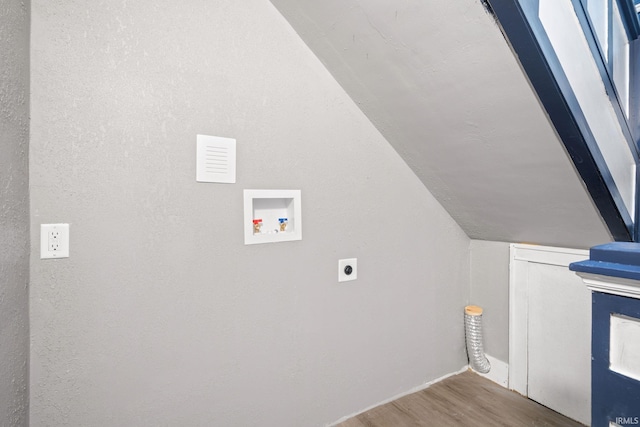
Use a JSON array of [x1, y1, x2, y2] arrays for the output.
[[465, 305, 491, 374]]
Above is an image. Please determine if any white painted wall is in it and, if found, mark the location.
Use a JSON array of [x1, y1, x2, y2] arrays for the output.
[[29, 1, 470, 425], [0, 1, 30, 426]]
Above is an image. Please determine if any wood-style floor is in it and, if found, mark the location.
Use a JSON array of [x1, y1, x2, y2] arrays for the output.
[[336, 370, 585, 427]]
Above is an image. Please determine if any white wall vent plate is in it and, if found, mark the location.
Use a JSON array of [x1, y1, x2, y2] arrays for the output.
[[196, 134, 236, 183]]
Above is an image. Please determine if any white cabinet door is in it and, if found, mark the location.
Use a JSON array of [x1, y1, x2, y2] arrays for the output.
[[509, 244, 591, 426], [527, 262, 591, 425]]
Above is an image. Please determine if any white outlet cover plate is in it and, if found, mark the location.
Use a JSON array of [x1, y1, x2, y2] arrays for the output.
[[41, 223, 70, 259], [338, 258, 357, 282]]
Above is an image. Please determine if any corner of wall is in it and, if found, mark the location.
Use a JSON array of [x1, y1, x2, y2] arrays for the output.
[[469, 240, 510, 365], [0, 0, 30, 426]]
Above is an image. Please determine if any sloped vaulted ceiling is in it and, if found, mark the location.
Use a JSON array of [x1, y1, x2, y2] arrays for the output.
[[270, 0, 612, 249]]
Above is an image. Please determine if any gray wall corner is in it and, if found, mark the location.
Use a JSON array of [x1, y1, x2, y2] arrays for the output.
[[469, 240, 510, 363]]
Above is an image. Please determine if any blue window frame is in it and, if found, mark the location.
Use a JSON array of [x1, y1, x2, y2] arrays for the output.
[[487, 0, 640, 241]]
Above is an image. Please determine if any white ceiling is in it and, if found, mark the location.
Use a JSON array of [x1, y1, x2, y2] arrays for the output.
[[269, 0, 612, 248]]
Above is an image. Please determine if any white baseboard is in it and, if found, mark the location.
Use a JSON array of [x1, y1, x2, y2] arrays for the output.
[[472, 354, 508, 388], [326, 365, 468, 426]]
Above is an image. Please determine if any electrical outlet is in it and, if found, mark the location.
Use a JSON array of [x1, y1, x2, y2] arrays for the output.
[[338, 258, 357, 282], [41, 224, 70, 259]]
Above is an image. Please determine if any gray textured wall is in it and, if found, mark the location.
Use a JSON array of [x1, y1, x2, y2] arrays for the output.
[[30, 0, 470, 425], [470, 240, 510, 363], [0, 1, 30, 425]]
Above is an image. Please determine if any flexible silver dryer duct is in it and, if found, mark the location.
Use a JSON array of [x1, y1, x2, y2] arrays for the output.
[[464, 305, 491, 374]]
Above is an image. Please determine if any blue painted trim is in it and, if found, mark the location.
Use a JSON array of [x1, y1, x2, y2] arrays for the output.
[[487, 0, 634, 241], [636, 154, 640, 241], [572, 0, 640, 236], [617, 0, 640, 40], [623, 11, 640, 237], [533, 26, 636, 234], [590, 241, 640, 264], [570, 259, 640, 280], [631, 39, 640, 154], [571, 0, 640, 160], [526, 2, 636, 231], [592, 292, 640, 426], [570, 242, 640, 280]]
